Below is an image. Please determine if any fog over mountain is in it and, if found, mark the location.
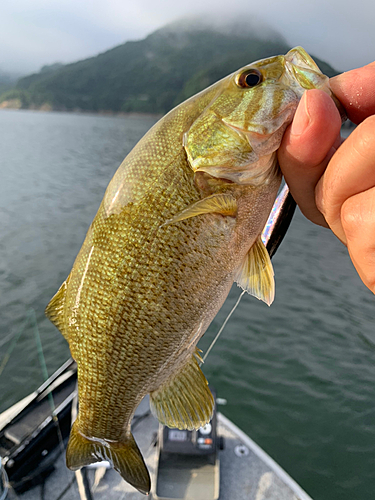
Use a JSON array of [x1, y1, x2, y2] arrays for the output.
[[1, 1, 374, 75], [0, 17, 337, 114]]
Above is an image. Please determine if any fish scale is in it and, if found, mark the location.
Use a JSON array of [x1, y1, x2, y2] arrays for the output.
[[46, 47, 339, 494]]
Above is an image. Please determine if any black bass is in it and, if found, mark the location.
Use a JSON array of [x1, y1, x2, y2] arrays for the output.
[[46, 47, 337, 494]]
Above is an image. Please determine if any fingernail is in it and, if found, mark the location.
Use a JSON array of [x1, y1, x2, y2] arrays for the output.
[[291, 92, 311, 136]]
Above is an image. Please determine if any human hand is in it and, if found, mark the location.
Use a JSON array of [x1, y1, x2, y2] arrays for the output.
[[278, 62, 375, 293]]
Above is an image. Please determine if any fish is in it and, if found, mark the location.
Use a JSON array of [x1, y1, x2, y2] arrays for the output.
[[46, 47, 339, 494]]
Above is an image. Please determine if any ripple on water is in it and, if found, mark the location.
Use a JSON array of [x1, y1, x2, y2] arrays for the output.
[[0, 110, 374, 500]]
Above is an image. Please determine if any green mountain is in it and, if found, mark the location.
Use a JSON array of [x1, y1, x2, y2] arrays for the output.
[[1, 18, 338, 114], [0, 69, 23, 95]]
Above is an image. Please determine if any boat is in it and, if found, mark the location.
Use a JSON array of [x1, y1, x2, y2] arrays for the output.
[[0, 358, 313, 500]]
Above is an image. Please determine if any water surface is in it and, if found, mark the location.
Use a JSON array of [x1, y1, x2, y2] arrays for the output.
[[0, 109, 374, 500]]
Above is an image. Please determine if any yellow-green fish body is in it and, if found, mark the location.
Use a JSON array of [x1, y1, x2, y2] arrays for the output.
[[46, 47, 333, 494]]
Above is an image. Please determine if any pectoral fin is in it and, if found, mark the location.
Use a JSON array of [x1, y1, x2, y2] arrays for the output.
[[163, 194, 237, 225], [150, 349, 214, 430], [235, 237, 275, 306]]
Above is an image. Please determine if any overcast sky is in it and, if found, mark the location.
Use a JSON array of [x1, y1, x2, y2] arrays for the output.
[[1, 0, 374, 76]]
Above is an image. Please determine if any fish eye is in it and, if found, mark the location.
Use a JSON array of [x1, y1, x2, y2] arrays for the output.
[[236, 69, 263, 88]]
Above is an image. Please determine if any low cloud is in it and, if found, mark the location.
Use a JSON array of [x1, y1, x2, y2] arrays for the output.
[[1, 0, 373, 75]]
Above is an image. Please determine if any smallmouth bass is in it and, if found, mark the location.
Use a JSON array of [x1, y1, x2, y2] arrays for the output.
[[46, 47, 338, 494]]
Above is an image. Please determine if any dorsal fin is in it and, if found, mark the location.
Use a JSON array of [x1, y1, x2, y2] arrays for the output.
[[45, 278, 69, 340]]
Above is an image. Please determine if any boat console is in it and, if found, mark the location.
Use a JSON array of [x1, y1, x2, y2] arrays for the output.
[[154, 390, 223, 500]]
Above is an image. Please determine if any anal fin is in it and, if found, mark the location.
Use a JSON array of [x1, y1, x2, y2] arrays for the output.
[[150, 349, 214, 430], [235, 237, 275, 306], [163, 193, 237, 225], [66, 420, 151, 495]]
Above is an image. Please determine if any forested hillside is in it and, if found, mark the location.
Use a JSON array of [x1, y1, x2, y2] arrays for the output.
[[0, 19, 337, 114]]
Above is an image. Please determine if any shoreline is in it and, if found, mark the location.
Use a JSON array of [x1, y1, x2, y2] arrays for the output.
[[0, 103, 163, 120]]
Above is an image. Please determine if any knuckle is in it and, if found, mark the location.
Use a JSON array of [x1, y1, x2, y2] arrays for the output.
[[340, 194, 374, 242], [340, 198, 359, 233]]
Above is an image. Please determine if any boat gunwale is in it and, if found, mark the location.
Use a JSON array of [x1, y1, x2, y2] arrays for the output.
[[217, 412, 313, 500]]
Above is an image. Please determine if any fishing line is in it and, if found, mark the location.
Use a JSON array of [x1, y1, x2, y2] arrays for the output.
[[1, 445, 20, 499], [29, 309, 79, 499], [0, 331, 19, 350], [0, 461, 9, 500], [202, 289, 246, 364], [30, 309, 65, 454], [0, 318, 29, 378], [201, 186, 294, 363], [54, 477, 77, 500]]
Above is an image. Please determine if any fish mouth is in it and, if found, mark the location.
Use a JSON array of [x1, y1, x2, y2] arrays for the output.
[[284, 46, 330, 92], [284, 47, 347, 122], [285, 46, 322, 73]]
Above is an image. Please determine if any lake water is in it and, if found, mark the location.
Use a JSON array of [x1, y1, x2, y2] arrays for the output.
[[0, 109, 374, 500]]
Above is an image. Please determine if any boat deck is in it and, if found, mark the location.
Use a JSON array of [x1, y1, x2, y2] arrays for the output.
[[3, 396, 312, 500]]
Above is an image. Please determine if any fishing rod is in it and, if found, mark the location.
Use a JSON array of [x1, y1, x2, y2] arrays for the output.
[[202, 184, 297, 363]]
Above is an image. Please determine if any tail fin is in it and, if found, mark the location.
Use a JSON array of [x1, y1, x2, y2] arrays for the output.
[[66, 421, 151, 495]]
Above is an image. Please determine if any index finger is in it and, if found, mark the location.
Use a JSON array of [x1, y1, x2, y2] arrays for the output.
[[330, 61, 375, 124], [316, 115, 375, 243]]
